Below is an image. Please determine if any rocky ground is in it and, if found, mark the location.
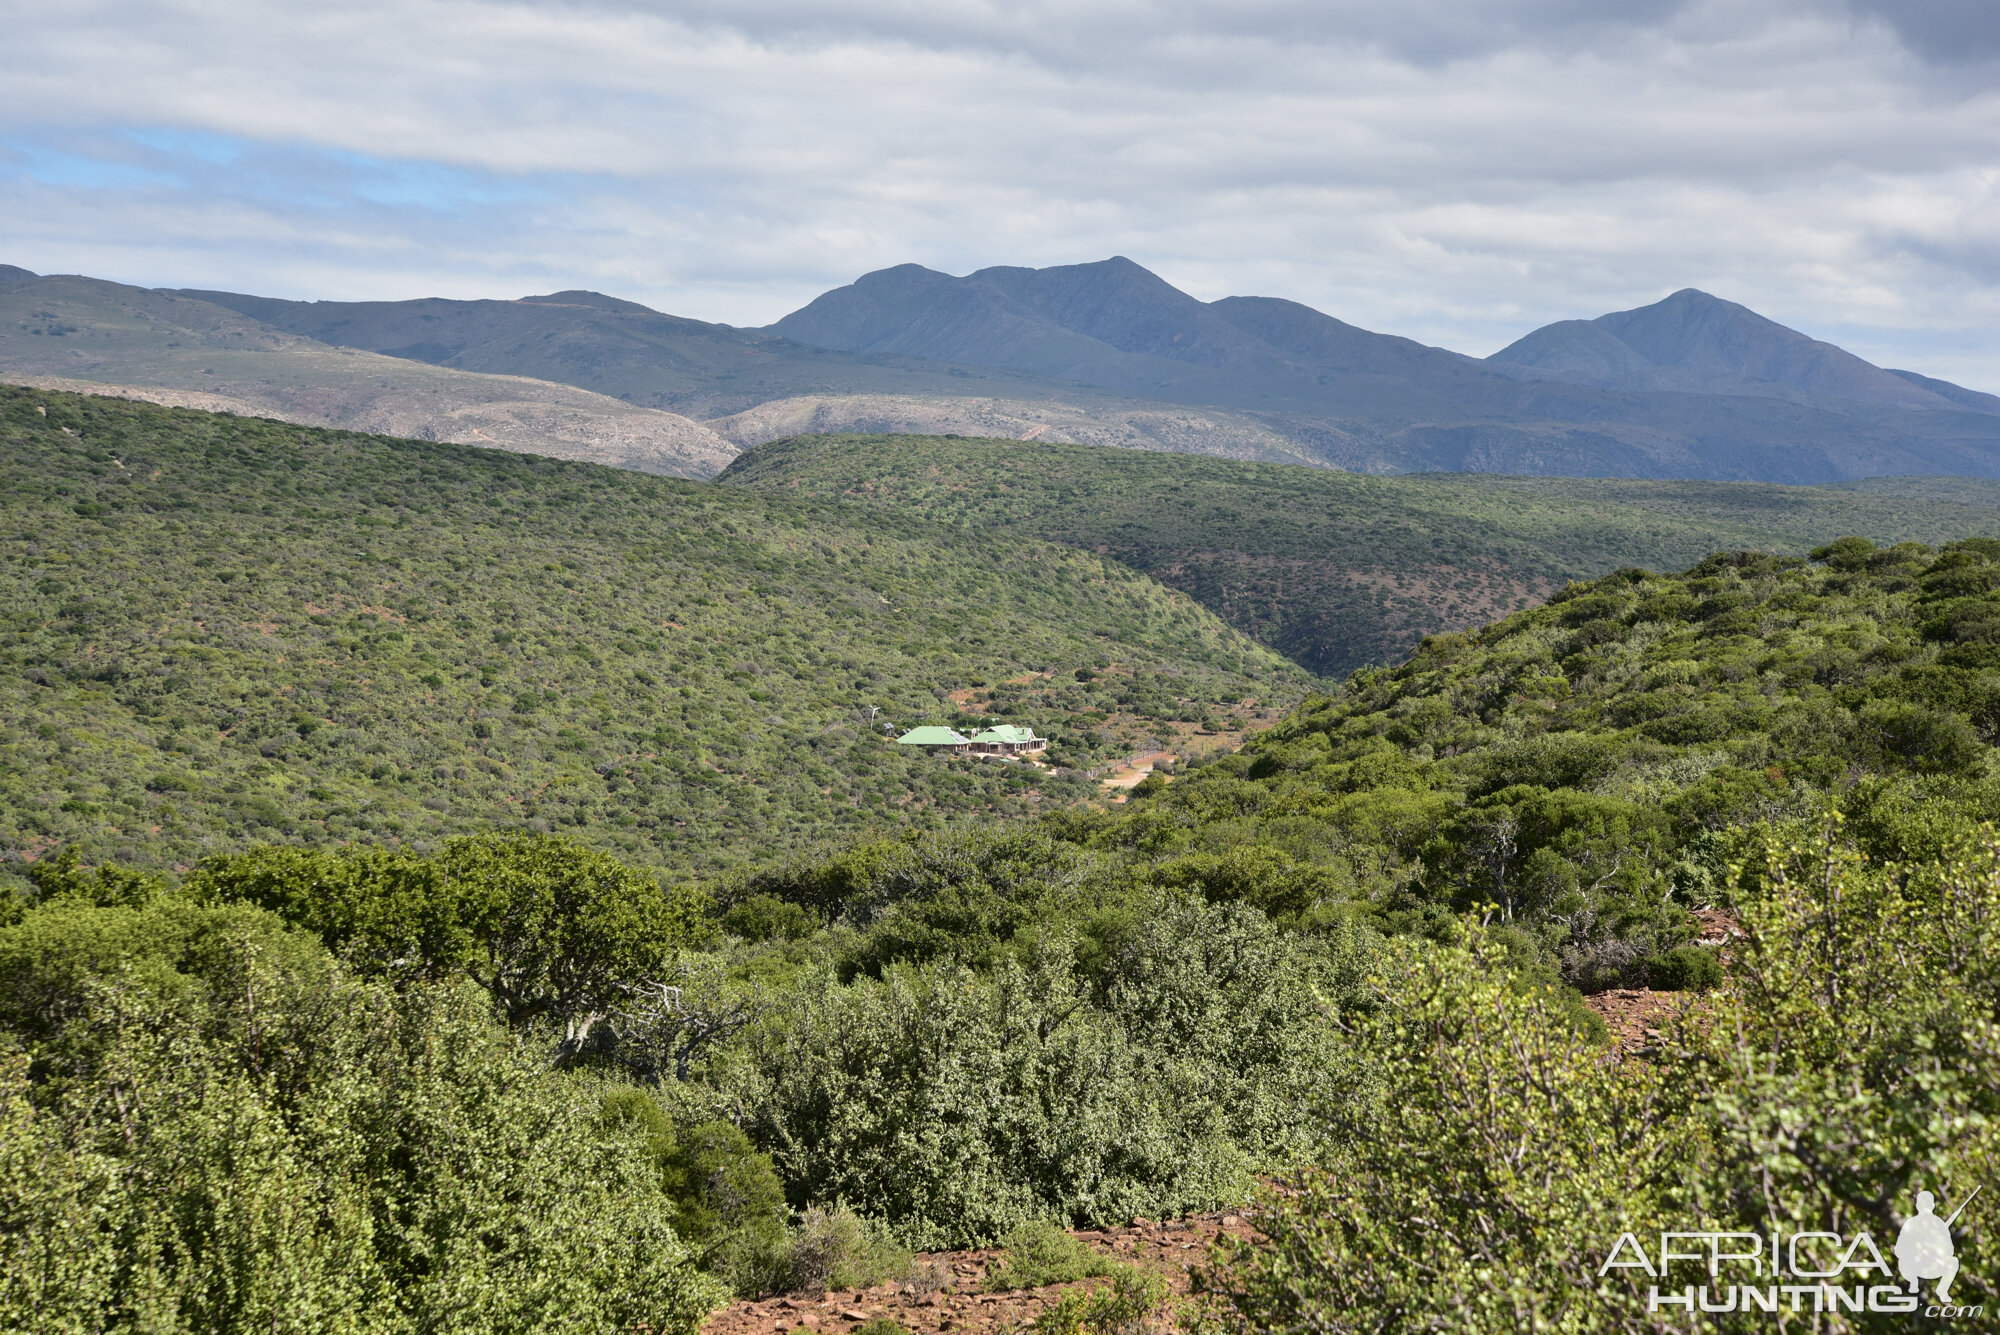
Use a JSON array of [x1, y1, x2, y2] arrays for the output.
[[702, 1212, 1260, 1335], [1582, 908, 1741, 1053]]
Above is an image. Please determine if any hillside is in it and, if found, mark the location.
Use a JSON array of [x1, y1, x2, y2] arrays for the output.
[[0, 387, 1305, 875], [8, 518, 1999, 1326], [0, 272, 737, 477], [1081, 534, 2000, 979], [720, 433, 2000, 675]]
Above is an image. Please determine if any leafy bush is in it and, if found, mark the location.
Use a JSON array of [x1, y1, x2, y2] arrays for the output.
[[1199, 825, 2000, 1330], [787, 1207, 912, 1294], [1645, 944, 1722, 991], [0, 903, 723, 1333], [983, 1220, 1113, 1291], [192, 831, 710, 1056], [600, 1088, 792, 1296], [721, 892, 818, 942], [1033, 1268, 1171, 1335], [729, 897, 1364, 1248]]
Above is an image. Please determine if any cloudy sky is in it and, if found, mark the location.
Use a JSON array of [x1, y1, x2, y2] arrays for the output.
[[3, 0, 1996, 383]]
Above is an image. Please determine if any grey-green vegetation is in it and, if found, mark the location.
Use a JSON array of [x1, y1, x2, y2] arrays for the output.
[[0, 386, 1302, 876]]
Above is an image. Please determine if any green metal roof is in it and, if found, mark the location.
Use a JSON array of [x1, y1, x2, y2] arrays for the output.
[[896, 726, 970, 746], [969, 725, 1041, 744]]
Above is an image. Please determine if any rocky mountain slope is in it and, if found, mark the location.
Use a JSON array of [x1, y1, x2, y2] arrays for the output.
[[1, 272, 737, 477], [15, 257, 2000, 484]]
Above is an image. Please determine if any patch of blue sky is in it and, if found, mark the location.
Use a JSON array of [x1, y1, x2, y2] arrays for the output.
[[120, 128, 248, 167], [312, 147, 552, 213], [6, 126, 574, 220], [0, 137, 183, 191]]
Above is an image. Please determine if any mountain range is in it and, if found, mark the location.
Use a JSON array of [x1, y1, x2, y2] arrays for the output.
[[5, 257, 1997, 484]]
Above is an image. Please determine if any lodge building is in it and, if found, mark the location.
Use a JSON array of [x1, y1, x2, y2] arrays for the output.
[[895, 723, 1048, 757]]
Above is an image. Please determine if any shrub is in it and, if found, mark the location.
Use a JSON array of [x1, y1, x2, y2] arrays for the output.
[[1646, 944, 1723, 992], [192, 832, 711, 1056], [1194, 928, 1691, 1330], [1201, 826, 2000, 1329], [721, 893, 818, 942], [1032, 1268, 1170, 1335], [984, 1221, 1112, 1291], [852, 1321, 907, 1335], [663, 1120, 794, 1295], [735, 901, 1362, 1248], [600, 1089, 792, 1297], [0, 930, 722, 1333], [788, 1207, 911, 1294]]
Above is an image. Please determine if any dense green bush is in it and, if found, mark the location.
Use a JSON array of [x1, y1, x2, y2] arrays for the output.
[[1645, 944, 1722, 991], [0, 895, 721, 1333], [717, 896, 1363, 1248], [599, 1087, 792, 1297], [191, 831, 710, 1054]]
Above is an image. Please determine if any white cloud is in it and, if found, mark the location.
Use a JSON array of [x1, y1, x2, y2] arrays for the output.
[[1, 0, 1995, 386]]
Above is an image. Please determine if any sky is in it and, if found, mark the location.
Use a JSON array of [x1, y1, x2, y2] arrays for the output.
[[3, 0, 1997, 385]]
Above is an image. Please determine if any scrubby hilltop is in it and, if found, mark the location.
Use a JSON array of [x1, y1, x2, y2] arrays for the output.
[[1107, 534, 2000, 981], [0, 387, 1303, 875], [722, 432, 2000, 676]]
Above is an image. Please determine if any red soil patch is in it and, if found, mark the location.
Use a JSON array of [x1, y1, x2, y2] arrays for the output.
[[1585, 988, 1696, 1055], [702, 1212, 1259, 1335]]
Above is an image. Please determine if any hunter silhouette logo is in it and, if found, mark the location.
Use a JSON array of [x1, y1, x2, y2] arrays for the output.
[[1899, 1186, 1979, 1304]]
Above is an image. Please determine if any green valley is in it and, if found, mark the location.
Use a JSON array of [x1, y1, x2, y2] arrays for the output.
[[7, 388, 2000, 1333], [9, 528, 1998, 1329], [722, 432, 2000, 675], [0, 386, 1303, 876]]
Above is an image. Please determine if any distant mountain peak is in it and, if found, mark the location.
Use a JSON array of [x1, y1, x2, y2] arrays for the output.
[[1489, 288, 1982, 414], [517, 290, 660, 315], [0, 264, 38, 287]]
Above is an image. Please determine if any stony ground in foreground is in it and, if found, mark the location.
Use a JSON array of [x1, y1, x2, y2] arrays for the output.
[[703, 1212, 1260, 1335]]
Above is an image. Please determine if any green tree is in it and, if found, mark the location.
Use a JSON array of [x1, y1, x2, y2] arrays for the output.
[[194, 832, 709, 1053]]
